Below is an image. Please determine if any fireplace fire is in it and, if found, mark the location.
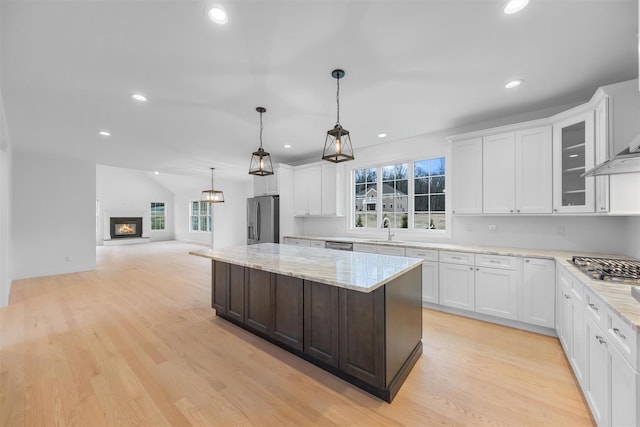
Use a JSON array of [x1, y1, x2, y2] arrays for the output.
[[110, 217, 143, 239]]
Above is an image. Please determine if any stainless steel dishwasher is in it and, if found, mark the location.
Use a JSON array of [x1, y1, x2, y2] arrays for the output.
[[324, 241, 353, 251]]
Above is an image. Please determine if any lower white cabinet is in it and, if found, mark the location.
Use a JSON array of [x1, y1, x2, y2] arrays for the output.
[[439, 262, 475, 311], [283, 237, 310, 247], [520, 258, 556, 328], [610, 342, 639, 427], [475, 267, 517, 320], [585, 316, 609, 426], [406, 248, 439, 304], [309, 240, 325, 249], [352, 243, 381, 254]]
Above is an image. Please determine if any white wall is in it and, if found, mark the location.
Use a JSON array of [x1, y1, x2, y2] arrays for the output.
[[0, 92, 12, 306], [174, 177, 252, 248], [625, 217, 640, 259], [96, 165, 175, 244], [12, 151, 96, 279]]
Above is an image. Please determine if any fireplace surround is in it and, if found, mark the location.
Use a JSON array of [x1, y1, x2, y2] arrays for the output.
[[110, 217, 143, 239]]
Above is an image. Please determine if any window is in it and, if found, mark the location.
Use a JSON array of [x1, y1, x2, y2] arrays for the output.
[[190, 201, 211, 232], [352, 157, 446, 231], [150, 202, 166, 231]]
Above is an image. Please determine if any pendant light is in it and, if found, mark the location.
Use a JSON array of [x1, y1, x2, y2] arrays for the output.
[[201, 167, 225, 203], [322, 69, 354, 163], [249, 107, 274, 176]]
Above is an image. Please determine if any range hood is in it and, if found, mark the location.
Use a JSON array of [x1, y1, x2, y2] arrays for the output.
[[582, 133, 640, 177], [581, 79, 640, 178]]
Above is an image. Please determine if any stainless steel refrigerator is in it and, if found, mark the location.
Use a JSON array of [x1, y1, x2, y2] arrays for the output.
[[247, 195, 279, 245]]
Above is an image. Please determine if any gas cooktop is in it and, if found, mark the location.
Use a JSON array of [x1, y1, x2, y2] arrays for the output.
[[572, 256, 640, 285]]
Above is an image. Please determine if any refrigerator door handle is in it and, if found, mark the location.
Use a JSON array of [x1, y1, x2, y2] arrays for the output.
[[257, 201, 261, 241]]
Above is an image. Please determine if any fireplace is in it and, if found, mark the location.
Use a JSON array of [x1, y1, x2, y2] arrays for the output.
[[110, 217, 143, 239]]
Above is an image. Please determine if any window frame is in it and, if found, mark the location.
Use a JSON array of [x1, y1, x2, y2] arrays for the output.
[[189, 200, 212, 233], [350, 157, 448, 234], [150, 202, 166, 231]]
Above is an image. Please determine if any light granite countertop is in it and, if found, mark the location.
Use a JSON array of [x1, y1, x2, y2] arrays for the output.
[[285, 235, 640, 332], [190, 243, 423, 293]]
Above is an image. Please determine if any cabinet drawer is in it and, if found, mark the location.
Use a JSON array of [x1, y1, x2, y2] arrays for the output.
[[439, 251, 474, 265], [284, 238, 310, 247], [405, 248, 438, 261], [607, 313, 638, 370], [309, 240, 325, 248], [475, 254, 517, 270], [377, 246, 405, 256], [584, 288, 609, 334], [352, 244, 378, 254]]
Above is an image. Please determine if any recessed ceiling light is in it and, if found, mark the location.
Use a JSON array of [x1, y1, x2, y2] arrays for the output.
[[131, 93, 147, 102], [505, 79, 523, 89], [154, 171, 159, 175], [99, 131, 111, 136], [378, 133, 387, 138], [569, 154, 579, 158], [504, 0, 529, 14], [284, 144, 292, 149], [207, 6, 228, 24]]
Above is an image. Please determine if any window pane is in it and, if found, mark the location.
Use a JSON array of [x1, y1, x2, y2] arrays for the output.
[[430, 194, 445, 212], [430, 176, 445, 193], [430, 157, 445, 176], [414, 160, 429, 178], [192, 201, 199, 215], [415, 195, 429, 212], [355, 184, 366, 197], [382, 182, 394, 196], [414, 178, 429, 195], [191, 216, 198, 231], [382, 165, 396, 180], [355, 196, 366, 212], [431, 213, 446, 230], [414, 212, 430, 229], [395, 179, 408, 195]]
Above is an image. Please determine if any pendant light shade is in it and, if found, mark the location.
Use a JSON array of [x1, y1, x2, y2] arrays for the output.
[[201, 167, 225, 203], [322, 69, 354, 163], [249, 107, 274, 176]]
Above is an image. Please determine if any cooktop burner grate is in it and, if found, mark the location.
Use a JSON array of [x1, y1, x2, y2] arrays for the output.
[[572, 256, 640, 284]]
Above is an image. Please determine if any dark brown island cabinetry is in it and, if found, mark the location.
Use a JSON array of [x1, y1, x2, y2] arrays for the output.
[[211, 260, 422, 402]]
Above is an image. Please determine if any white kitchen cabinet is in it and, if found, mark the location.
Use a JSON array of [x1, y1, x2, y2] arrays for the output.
[[283, 237, 310, 247], [610, 342, 639, 427], [377, 246, 406, 256], [406, 248, 439, 304], [515, 126, 553, 214], [475, 263, 518, 321], [451, 137, 482, 214], [309, 240, 325, 249], [585, 316, 609, 427], [553, 111, 595, 213], [352, 243, 378, 254], [294, 163, 343, 217], [520, 258, 555, 328], [594, 98, 610, 213], [253, 166, 280, 196], [483, 132, 515, 214], [439, 262, 475, 311]]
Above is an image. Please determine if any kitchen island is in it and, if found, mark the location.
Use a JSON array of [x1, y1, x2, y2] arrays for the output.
[[190, 243, 424, 402]]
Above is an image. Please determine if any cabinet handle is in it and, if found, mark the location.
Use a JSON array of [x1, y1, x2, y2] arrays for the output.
[[564, 294, 571, 300], [476, 268, 480, 271], [588, 303, 598, 312], [469, 267, 473, 271], [596, 335, 607, 345], [600, 206, 605, 211], [516, 209, 521, 213], [525, 259, 530, 263], [509, 210, 514, 213], [554, 209, 558, 212], [489, 260, 500, 264], [612, 328, 626, 340], [452, 210, 456, 214], [451, 256, 461, 260]]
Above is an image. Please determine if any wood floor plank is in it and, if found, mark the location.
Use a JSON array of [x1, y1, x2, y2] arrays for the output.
[[0, 241, 593, 426]]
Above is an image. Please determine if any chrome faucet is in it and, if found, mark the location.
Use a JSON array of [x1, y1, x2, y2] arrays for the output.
[[381, 217, 395, 241]]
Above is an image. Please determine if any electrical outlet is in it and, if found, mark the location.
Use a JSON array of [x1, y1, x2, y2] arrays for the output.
[[488, 224, 497, 232]]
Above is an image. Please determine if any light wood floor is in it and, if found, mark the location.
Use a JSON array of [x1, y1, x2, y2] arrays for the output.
[[1, 241, 593, 426]]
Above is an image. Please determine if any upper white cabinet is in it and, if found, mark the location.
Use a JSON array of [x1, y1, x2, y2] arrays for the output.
[[552, 111, 595, 213], [594, 99, 610, 213], [294, 163, 344, 217], [253, 166, 280, 196], [451, 138, 482, 214], [482, 127, 552, 214]]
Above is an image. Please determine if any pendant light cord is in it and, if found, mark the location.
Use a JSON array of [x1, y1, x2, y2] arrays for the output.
[[336, 77, 340, 126], [259, 111, 264, 149], [210, 167, 214, 189]]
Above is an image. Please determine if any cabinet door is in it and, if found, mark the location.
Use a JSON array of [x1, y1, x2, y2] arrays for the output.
[[552, 111, 595, 213], [304, 281, 339, 367], [610, 343, 639, 427], [339, 287, 385, 388], [475, 267, 517, 320], [307, 166, 322, 215], [272, 275, 303, 351], [439, 263, 475, 311], [227, 264, 245, 323], [594, 99, 610, 213], [515, 126, 553, 214], [452, 138, 482, 214], [560, 289, 574, 356], [321, 164, 337, 215], [212, 261, 228, 314], [421, 261, 439, 304], [585, 317, 609, 427], [253, 175, 268, 197], [482, 132, 515, 214], [293, 168, 309, 215], [570, 295, 587, 387], [521, 258, 555, 328], [245, 269, 272, 334]]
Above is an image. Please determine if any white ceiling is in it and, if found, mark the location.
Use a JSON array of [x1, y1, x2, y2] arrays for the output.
[[1, 0, 638, 180]]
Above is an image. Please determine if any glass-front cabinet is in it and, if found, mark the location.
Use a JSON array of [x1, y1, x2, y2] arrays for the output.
[[553, 111, 595, 213]]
